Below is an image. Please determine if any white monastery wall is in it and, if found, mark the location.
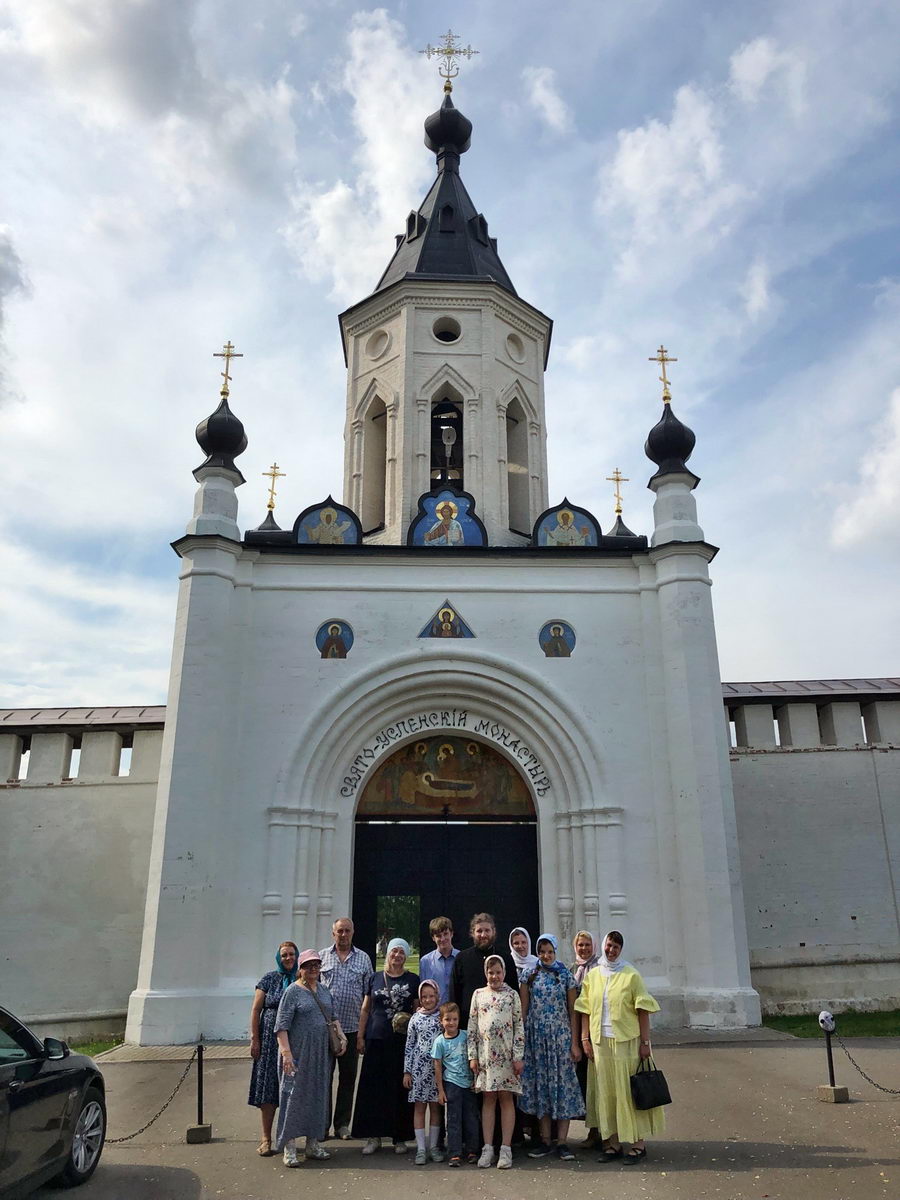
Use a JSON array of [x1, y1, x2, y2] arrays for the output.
[[0, 726, 162, 1039], [728, 699, 900, 1015]]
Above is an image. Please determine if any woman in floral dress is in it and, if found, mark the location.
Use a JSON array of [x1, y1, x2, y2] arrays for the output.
[[468, 954, 524, 1169], [519, 933, 584, 1160], [352, 938, 418, 1155]]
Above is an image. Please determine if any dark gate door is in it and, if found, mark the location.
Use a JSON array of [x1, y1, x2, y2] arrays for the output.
[[352, 822, 539, 963]]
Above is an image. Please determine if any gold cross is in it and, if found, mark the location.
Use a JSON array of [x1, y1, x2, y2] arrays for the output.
[[649, 344, 677, 403], [213, 340, 243, 396], [606, 468, 629, 516], [262, 462, 286, 511], [420, 30, 479, 93]]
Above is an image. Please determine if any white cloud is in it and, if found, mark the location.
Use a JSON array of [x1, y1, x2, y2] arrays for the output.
[[832, 388, 900, 548], [0, 227, 28, 403], [729, 36, 806, 115], [740, 257, 772, 321], [522, 66, 572, 134], [281, 9, 436, 303]]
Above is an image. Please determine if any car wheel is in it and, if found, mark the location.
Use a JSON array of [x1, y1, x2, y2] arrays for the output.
[[55, 1086, 106, 1187]]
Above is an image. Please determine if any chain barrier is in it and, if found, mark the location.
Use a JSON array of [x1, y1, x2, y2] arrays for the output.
[[834, 1032, 900, 1096], [106, 1046, 200, 1142]]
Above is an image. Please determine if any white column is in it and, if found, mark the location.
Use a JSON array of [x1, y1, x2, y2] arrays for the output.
[[733, 705, 775, 748], [78, 731, 123, 780], [777, 703, 820, 748], [555, 811, 575, 945], [819, 702, 863, 747], [131, 730, 164, 780], [863, 701, 900, 745], [27, 732, 73, 783]]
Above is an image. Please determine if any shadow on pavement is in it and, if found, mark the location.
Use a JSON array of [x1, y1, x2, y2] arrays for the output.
[[632, 1139, 900, 1173], [34, 1162, 203, 1198]]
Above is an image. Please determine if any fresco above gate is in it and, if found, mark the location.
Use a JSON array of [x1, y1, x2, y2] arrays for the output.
[[356, 734, 536, 819]]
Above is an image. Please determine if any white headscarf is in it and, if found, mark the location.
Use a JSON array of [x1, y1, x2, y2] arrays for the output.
[[508, 927, 539, 979], [598, 930, 631, 976]]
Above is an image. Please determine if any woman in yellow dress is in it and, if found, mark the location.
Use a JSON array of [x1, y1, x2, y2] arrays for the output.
[[574, 930, 665, 1164]]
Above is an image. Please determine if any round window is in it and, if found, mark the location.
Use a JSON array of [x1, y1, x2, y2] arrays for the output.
[[506, 333, 525, 362], [432, 316, 461, 344], [365, 329, 390, 359]]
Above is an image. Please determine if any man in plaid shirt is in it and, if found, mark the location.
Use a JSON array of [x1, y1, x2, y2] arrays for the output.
[[319, 917, 374, 1138]]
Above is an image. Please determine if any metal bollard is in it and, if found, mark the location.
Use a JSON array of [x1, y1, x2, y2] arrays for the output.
[[816, 1011, 849, 1103], [186, 1044, 214, 1142]]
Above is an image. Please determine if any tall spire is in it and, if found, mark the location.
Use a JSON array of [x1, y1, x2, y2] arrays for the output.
[[374, 42, 515, 296]]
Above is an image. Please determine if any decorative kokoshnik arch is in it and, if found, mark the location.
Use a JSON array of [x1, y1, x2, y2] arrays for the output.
[[263, 650, 628, 950]]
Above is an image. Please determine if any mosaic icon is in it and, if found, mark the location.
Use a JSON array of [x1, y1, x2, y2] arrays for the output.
[[295, 496, 362, 545], [533, 499, 601, 547], [419, 601, 475, 639], [407, 487, 487, 547], [316, 619, 354, 659], [539, 620, 576, 658]]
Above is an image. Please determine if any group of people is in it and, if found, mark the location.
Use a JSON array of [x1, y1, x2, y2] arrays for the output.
[[248, 912, 666, 1168]]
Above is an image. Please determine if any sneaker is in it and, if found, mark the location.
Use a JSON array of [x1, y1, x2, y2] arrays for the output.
[[414, 1148, 428, 1165], [394, 1140, 409, 1155], [527, 1141, 553, 1158], [478, 1144, 496, 1169], [497, 1146, 513, 1169], [338, 1125, 352, 1140], [306, 1140, 331, 1160], [448, 1156, 462, 1167], [362, 1138, 380, 1155], [283, 1145, 302, 1167], [429, 1147, 444, 1163], [556, 1143, 575, 1160]]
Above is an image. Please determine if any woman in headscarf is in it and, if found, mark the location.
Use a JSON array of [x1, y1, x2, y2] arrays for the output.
[[569, 930, 601, 1147], [518, 934, 584, 1160], [574, 930, 664, 1164], [508, 927, 539, 983], [351, 937, 419, 1155], [274, 948, 340, 1165], [247, 941, 298, 1156]]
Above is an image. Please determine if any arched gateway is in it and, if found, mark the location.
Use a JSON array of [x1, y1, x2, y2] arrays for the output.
[[125, 76, 760, 1045]]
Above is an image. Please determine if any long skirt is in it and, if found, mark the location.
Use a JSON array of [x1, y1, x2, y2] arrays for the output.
[[586, 1036, 666, 1145], [351, 1034, 415, 1143]]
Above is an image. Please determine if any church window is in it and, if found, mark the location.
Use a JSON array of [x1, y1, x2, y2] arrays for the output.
[[432, 315, 461, 343], [506, 396, 530, 535], [430, 398, 463, 488], [439, 204, 455, 232], [361, 396, 387, 532]]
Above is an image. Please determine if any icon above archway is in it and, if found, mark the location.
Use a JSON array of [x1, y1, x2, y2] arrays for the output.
[[419, 601, 475, 639], [539, 620, 576, 657], [356, 734, 536, 820], [316, 619, 354, 658], [295, 496, 362, 545], [532, 499, 601, 547], [407, 487, 487, 547]]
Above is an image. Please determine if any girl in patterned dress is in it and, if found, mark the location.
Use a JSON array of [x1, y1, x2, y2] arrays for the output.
[[519, 933, 584, 1160], [403, 979, 443, 1164], [468, 954, 525, 1169]]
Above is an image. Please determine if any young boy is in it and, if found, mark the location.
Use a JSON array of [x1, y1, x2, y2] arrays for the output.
[[419, 916, 458, 1003], [432, 1002, 480, 1166]]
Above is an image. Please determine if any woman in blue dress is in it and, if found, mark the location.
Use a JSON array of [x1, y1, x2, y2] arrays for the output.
[[519, 933, 584, 1160], [247, 941, 298, 1156]]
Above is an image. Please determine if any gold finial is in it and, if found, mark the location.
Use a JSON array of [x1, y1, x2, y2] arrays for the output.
[[649, 344, 677, 404], [213, 340, 243, 397], [420, 30, 479, 93], [606, 468, 630, 516], [262, 462, 286, 512]]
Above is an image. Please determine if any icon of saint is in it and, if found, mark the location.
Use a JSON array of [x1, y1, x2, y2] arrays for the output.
[[308, 507, 351, 544], [542, 509, 590, 547], [541, 623, 572, 657], [320, 623, 348, 658], [423, 500, 464, 546]]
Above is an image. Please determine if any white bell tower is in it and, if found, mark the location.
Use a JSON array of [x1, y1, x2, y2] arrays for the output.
[[339, 91, 552, 546]]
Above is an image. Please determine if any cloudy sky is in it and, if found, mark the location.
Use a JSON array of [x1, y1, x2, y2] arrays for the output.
[[1, 0, 898, 708]]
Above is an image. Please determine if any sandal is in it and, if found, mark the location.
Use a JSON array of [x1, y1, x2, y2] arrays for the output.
[[599, 1145, 622, 1162], [623, 1146, 647, 1164], [256, 1138, 274, 1157]]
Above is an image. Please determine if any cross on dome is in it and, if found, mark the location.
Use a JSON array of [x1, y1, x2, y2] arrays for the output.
[[420, 30, 479, 93]]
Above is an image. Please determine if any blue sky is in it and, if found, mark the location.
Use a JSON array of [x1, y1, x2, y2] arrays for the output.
[[1, 0, 898, 706]]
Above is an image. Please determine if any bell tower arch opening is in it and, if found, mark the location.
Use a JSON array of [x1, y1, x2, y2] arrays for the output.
[[351, 732, 539, 967], [506, 394, 530, 535], [430, 389, 464, 489], [361, 394, 387, 532]]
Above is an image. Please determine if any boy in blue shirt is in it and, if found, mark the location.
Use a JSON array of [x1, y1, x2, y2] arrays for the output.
[[432, 1002, 479, 1166]]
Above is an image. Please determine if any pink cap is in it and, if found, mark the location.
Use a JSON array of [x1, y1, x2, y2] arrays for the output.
[[297, 948, 322, 968]]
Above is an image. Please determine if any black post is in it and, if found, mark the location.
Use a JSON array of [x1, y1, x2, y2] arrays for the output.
[[824, 1029, 835, 1087], [197, 1043, 204, 1126]]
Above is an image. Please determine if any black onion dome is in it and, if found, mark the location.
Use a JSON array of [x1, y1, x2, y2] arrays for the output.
[[424, 93, 472, 156], [608, 514, 637, 537], [195, 393, 248, 473], [644, 403, 697, 479]]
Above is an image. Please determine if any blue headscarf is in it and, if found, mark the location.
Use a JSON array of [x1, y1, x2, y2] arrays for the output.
[[275, 942, 299, 990], [533, 933, 566, 975], [386, 937, 411, 958]]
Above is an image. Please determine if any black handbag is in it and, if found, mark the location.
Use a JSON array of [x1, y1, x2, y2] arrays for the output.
[[630, 1055, 672, 1110]]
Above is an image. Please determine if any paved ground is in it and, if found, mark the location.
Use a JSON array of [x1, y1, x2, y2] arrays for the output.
[[36, 1036, 900, 1200]]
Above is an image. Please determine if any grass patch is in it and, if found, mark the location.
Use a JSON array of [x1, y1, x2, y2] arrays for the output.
[[68, 1036, 124, 1058], [763, 1009, 900, 1038]]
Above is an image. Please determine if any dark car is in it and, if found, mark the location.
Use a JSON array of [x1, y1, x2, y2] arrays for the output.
[[0, 1006, 105, 1197]]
